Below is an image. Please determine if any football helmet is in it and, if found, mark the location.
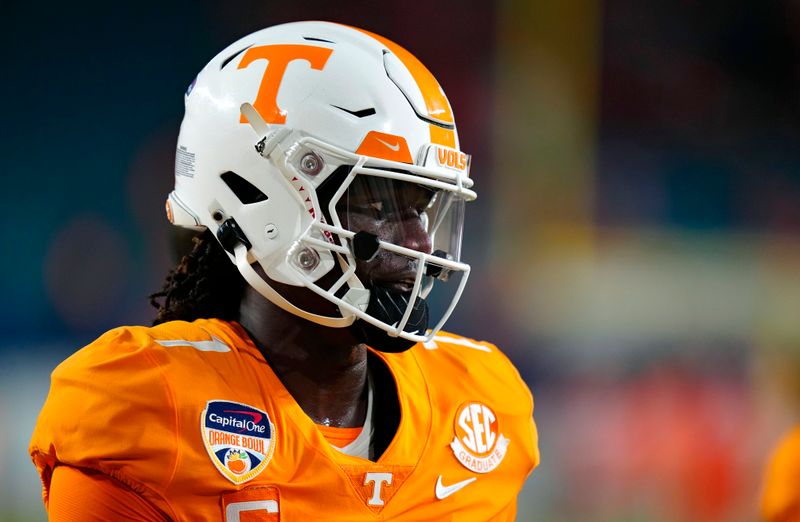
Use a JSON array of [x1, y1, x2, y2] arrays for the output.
[[167, 21, 476, 351]]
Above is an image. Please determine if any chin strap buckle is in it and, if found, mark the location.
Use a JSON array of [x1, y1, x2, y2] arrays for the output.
[[425, 250, 454, 280], [342, 287, 370, 312], [241, 102, 292, 159], [216, 218, 251, 255]]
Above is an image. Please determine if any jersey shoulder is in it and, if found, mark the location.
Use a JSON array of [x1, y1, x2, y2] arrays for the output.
[[411, 331, 532, 406], [406, 331, 540, 482], [44, 318, 247, 390], [29, 319, 246, 509]]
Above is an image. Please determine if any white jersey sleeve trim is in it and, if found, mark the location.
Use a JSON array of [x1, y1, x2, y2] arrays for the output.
[[423, 335, 492, 352]]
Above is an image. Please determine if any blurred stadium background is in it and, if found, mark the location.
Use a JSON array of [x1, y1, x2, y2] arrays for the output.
[[3, 1, 799, 520]]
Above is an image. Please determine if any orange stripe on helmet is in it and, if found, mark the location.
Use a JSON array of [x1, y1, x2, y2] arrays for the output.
[[348, 26, 456, 148], [430, 125, 456, 149], [355, 131, 413, 163]]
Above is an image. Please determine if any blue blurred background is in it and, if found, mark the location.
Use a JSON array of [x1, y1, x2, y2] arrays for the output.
[[3, 1, 800, 520]]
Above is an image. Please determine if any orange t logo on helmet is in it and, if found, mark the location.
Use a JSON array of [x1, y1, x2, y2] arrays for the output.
[[238, 44, 333, 124]]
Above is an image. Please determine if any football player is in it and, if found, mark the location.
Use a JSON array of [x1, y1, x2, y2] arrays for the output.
[[30, 21, 539, 520]]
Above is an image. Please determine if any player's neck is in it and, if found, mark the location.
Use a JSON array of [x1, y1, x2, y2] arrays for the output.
[[238, 285, 369, 428]]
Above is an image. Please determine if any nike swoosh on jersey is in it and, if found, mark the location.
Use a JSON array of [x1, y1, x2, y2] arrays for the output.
[[375, 137, 401, 151], [155, 336, 232, 352], [435, 475, 477, 500]]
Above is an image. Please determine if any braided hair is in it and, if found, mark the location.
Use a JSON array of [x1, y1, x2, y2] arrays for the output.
[[151, 167, 354, 325], [150, 230, 246, 325]]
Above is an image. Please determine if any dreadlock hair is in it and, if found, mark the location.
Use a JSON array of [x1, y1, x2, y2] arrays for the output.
[[150, 230, 247, 325]]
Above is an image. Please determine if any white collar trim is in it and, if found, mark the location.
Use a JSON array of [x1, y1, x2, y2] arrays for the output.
[[332, 372, 374, 459]]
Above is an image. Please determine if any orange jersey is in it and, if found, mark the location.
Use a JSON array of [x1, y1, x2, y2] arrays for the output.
[[762, 426, 800, 522], [30, 319, 539, 521]]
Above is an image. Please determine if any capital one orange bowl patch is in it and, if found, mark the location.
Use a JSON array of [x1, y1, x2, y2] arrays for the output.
[[202, 400, 275, 484]]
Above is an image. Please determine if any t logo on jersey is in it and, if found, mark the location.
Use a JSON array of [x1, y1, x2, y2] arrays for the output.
[[340, 465, 413, 513], [450, 402, 509, 473], [364, 472, 392, 506], [238, 44, 333, 124]]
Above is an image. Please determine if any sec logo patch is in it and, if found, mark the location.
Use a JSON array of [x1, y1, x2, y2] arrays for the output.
[[450, 402, 509, 473], [201, 400, 276, 484]]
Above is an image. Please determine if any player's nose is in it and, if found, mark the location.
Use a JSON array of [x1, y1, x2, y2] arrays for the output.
[[396, 217, 432, 254]]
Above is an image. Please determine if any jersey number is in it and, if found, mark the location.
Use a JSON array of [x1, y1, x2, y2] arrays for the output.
[[225, 500, 279, 521]]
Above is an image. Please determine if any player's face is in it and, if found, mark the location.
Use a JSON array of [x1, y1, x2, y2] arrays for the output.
[[339, 177, 434, 293]]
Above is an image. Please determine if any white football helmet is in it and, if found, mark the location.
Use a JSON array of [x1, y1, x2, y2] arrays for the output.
[[167, 21, 476, 350]]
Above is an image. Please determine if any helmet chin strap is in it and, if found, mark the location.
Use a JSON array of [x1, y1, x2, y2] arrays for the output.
[[235, 244, 426, 352], [233, 244, 356, 328], [355, 286, 430, 353]]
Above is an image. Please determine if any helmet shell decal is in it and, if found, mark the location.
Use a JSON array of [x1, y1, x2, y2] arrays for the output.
[[450, 402, 509, 473], [201, 400, 276, 484]]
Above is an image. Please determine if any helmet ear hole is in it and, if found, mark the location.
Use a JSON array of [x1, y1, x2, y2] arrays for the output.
[[220, 171, 269, 204]]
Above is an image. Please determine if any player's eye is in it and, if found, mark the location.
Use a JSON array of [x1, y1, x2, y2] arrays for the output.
[[351, 200, 385, 219]]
